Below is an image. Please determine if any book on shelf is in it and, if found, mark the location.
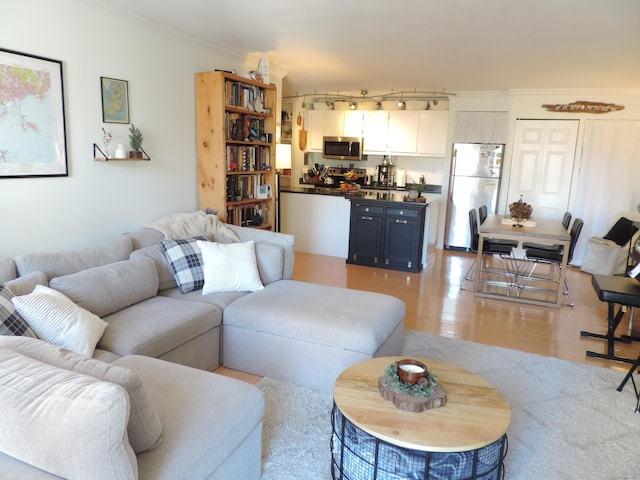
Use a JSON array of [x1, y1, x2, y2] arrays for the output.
[[224, 80, 266, 110], [226, 202, 268, 227], [225, 145, 270, 172]]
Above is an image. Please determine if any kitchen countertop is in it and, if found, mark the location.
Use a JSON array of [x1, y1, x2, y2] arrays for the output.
[[281, 185, 442, 205]]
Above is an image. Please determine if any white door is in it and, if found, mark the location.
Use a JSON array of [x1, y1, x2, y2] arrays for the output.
[[505, 119, 579, 219]]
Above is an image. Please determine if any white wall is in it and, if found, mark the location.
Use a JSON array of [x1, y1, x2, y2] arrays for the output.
[[1, 0, 252, 256]]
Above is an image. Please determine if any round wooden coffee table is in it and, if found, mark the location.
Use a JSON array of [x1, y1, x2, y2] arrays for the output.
[[332, 356, 511, 479]]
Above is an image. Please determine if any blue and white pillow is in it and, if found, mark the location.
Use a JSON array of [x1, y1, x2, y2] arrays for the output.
[[0, 283, 37, 337], [161, 236, 209, 294]]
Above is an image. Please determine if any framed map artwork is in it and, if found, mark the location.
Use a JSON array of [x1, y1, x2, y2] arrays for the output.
[[101, 77, 129, 124], [0, 48, 68, 178]]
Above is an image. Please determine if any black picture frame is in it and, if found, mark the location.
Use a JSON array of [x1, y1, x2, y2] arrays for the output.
[[0, 48, 68, 178], [100, 76, 130, 124]]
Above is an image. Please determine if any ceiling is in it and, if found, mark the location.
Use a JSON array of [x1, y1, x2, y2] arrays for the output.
[[101, 0, 640, 98]]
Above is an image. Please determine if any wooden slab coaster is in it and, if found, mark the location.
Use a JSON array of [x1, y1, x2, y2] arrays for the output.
[[378, 376, 447, 412]]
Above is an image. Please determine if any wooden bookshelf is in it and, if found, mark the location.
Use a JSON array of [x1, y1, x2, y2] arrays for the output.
[[195, 71, 276, 229]]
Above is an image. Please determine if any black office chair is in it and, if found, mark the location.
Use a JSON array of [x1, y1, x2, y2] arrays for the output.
[[562, 211, 572, 230], [479, 205, 488, 225], [462, 209, 518, 287], [523, 218, 584, 305]]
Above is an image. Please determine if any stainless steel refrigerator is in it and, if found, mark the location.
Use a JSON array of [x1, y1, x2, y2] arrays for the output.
[[444, 143, 504, 250]]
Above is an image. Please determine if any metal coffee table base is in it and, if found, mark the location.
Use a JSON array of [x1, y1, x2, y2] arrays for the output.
[[331, 403, 508, 480]]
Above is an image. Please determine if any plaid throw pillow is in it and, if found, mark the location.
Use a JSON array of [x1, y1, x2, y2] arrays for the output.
[[161, 236, 209, 294], [0, 283, 37, 337]]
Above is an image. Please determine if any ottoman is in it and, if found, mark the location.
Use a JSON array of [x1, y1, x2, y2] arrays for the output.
[[222, 280, 405, 392]]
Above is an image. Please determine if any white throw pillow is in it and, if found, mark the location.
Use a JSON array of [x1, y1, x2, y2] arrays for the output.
[[197, 240, 264, 294], [11, 285, 108, 357]]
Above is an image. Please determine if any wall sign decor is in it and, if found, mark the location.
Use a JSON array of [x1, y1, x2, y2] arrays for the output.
[[541, 101, 625, 114], [0, 48, 68, 178], [100, 77, 129, 124]]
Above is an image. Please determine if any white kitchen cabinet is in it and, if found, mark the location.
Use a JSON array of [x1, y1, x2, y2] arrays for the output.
[[307, 109, 449, 156], [307, 111, 364, 151], [416, 111, 449, 156], [343, 111, 364, 137], [307, 111, 344, 150], [388, 111, 420, 154], [362, 111, 389, 153]]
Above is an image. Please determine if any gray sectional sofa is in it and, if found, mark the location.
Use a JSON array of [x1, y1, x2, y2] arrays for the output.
[[0, 212, 405, 479]]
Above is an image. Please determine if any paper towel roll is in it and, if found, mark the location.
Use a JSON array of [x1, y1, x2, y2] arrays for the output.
[[396, 169, 406, 187]]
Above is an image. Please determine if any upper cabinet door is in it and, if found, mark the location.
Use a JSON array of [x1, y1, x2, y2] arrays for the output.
[[306, 111, 347, 151], [417, 111, 449, 157], [387, 111, 420, 154], [362, 111, 389, 153], [343, 111, 364, 137]]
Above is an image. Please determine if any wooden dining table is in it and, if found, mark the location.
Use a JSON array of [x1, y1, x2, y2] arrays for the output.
[[474, 215, 571, 307]]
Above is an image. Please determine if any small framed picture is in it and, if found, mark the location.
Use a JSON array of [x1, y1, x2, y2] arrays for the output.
[[101, 77, 129, 124], [257, 184, 272, 199]]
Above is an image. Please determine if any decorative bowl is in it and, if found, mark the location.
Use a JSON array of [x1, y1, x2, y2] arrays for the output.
[[396, 359, 428, 384]]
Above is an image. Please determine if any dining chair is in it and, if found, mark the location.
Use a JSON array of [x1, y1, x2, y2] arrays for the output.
[[462, 209, 518, 288], [479, 205, 488, 225], [521, 212, 573, 253], [523, 218, 584, 305]]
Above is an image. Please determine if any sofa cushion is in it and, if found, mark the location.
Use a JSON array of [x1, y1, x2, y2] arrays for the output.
[[224, 279, 405, 354], [198, 240, 264, 294], [114, 355, 264, 480], [0, 283, 36, 337], [14, 235, 133, 279], [130, 244, 177, 290], [162, 236, 209, 294], [11, 285, 107, 357], [98, 296, 221, 359], [4, 271, 48, 296], [0, 257, 16, 282], [255, 242, 284, 285], [0, 348, 137, 480], [0, 336, 162, 454], [49, 258, 159, 318]]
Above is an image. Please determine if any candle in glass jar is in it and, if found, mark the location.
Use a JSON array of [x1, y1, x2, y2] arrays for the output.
[[399, 364, 425, 373]]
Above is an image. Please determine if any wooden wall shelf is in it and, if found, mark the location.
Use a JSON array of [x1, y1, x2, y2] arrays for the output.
[[93, 143, 151, 161]]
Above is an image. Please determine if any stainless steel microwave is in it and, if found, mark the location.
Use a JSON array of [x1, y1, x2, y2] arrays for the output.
[[322, 136, 363, 160]]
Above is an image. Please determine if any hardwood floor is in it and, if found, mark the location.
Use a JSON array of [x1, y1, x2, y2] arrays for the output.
[[216, 248, 640, 382]]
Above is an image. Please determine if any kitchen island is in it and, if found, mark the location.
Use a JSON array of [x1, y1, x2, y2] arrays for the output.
[[280, 186, 441, 270]]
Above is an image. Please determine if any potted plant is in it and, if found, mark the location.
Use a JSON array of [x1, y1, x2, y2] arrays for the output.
[[128, 124, 144, 158]]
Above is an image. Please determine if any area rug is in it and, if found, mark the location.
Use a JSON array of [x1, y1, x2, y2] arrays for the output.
[[258, 329, 640, 480]]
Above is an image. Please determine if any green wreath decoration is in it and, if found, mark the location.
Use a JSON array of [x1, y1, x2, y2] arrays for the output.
[[383, 363, 438, 398]]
